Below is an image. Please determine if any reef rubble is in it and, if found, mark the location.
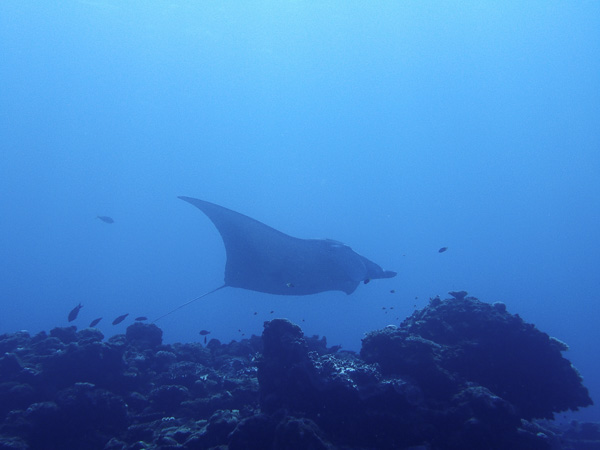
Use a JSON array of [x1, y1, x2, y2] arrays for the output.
[[0, 296, 596, 449]]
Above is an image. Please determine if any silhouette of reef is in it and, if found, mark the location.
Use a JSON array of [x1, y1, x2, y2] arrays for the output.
[[0, 297, 596, 449]]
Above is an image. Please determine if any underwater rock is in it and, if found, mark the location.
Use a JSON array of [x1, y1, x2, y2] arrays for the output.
[[360, 327, 457, 398], [257, 319, 432, 448], [0, 297, 594, 449], [261, 319, 307, 363], [204, 409, 240, 447], [228, 413, 276, 450], [560, 421, 600, 448], [149, 385, 191, 413], [0, 331, 31, 354], [361, 296, 593, 420], [1, 383, 128, 449], [155, 360, 206, 389], [41, 340, 126, 391], [0, 435, 29, 450], [274, 417, 334, 450], [257, 319, 313, 414], [76, 327, 104, 344], [448, 290, 468, 300], [55, 383, 128, 443], [0, 382, 35, 421], [103, 437, 128, 449], [0, 354, 24, 382], [49, 326, 78, 344], [125, 323, 163, 349], [31, 336, 64, 356], [449, 385, 521, 446]]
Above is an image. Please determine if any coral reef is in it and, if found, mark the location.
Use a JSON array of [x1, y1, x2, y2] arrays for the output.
[[360, 297, 592, 420], [0, 297, 595, 449]]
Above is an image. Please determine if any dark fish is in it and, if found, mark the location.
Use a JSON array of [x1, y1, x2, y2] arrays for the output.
[[89, 317, 102, 327], [204, 336, 207, 344], [363, 278, 371, 284], [97, 216, 114, 224], [112, 313, 129, 325], [199, 330, 211, 335], [68, 303, 83, 322], [135, 316, 148, 321], [438, 247, 448, 253], [390, 289, 396, 293]]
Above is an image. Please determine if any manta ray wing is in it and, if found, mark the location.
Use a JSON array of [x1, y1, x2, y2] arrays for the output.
[[178, 196, 396, 295]]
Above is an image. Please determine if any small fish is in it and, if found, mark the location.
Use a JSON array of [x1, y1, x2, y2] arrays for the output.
[[204, 336, 207, 344], [270, 310, 274, 314], [135, 316, 148, 321], [253, 312, 257, 315], [390, 289, 396, 294], [89, 317, 102, 327], [68, 303, 83, 322], [112, 313, 129, 325], [363, 278, 371, 284], [286, 282, 294, 288], [199, 330, 211, 335], [97, 216, 114, 224], [438, 247, 448, 253]]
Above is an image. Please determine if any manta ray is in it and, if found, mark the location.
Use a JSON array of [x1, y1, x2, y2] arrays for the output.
[[154, 197, 396, 321]]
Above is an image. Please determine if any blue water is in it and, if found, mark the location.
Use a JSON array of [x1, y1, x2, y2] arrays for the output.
[[1, 1, 599, 422]]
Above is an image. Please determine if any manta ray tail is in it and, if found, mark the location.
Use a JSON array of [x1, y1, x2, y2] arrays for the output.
[[152, 285, 226, 323]]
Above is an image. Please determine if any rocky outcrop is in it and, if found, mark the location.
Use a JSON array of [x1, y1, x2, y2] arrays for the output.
[[361, 297, 592, 419], [0, 296, 595, 449]]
